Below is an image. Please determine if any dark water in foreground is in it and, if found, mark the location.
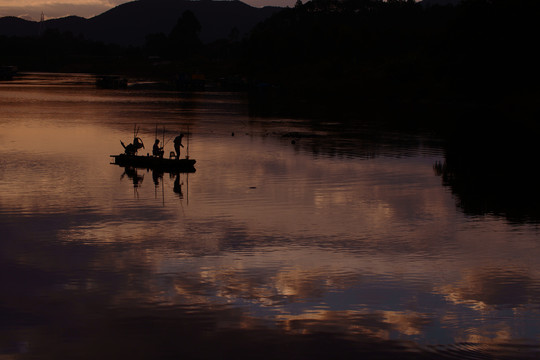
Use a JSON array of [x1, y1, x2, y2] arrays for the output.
[[1, 73, 539, 359]]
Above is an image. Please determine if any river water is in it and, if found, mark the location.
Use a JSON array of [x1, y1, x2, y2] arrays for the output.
[[0, 73, 539, 359]]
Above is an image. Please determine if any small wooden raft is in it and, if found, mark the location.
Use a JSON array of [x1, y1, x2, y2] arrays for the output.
[[110, 154, 196, 172]]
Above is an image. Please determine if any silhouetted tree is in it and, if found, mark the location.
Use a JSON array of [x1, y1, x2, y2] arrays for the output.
[[145, 32, 169, 58], [169, 10, 202, 60], [244, 0, 540, 118], [228, 27, 240, 42]]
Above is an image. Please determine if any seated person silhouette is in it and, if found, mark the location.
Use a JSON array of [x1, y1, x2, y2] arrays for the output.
[[152, 139, 164, 158], [121, 137, 144, 155]]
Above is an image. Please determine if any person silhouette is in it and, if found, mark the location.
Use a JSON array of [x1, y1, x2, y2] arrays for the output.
[[173, 134, 184, 159], [152, 139, 164, 158], [121, 137, 144, 155]]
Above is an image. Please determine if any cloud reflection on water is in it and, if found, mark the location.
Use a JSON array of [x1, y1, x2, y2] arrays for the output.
[[1, 73, 540, 358]]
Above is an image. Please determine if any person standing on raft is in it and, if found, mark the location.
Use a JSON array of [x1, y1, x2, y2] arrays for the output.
[[173, 134, 184, 159]]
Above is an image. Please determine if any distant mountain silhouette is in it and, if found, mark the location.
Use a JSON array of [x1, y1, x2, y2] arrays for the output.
[[0, 16, 39, 37], [0, 0, 281, 45]]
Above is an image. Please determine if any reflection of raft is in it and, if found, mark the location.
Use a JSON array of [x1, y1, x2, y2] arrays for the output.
[[110, 154, 196, 173]]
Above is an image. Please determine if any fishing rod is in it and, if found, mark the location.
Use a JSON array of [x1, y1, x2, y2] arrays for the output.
[[163, 135, 175, 146], [187, 125, 190, 159], [131, 124, 142, 141]]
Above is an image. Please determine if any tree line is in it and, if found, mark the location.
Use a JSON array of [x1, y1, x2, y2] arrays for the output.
[[245, 0, 540, 118], [2, 0, 540, 123]]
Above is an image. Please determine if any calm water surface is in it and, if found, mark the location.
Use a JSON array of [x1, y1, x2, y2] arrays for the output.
[[1, 73, 539, 359]]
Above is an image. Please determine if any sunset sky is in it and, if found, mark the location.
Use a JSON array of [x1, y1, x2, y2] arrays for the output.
[[0, 0, 291, 21]]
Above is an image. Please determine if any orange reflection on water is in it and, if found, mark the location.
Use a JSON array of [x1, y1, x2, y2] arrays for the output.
[[2, 73, 540, 352]]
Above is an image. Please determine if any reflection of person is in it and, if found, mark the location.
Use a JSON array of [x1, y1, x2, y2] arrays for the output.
[[173, 134, 184, 159], [173, 173, 183, 199], [152, 168, 164, 186], [120, 166, 144, 187], [152, 139, 164, 158], [120, 137, 144, 155]]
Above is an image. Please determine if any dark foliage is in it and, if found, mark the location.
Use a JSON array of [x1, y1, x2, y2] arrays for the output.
[[0, 29, 138, 73], [145, 10, 202, 61], [244, 0, 540, 123], [169, 10, 202, 58]]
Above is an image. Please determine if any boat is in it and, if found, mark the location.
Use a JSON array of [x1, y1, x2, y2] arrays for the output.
[[96, 75, 128, 89], [110, 154, 196, 173], [113, 125, 195, 172]]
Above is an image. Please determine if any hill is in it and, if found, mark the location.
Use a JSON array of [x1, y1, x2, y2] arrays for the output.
[[0, 16, 38, 37], [0, 0, 281, 45]]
